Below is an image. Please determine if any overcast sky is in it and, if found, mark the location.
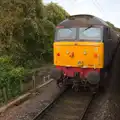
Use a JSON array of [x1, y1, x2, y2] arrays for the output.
[[43, 0, 120, 28]]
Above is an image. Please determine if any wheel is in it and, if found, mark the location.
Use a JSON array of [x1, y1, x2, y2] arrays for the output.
[[56, 79, 64, 88]]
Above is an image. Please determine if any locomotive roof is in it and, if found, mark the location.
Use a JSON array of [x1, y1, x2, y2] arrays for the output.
[[58, 14, 109, 27]]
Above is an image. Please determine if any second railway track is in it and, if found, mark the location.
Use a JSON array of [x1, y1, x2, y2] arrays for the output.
[[33, 88, 93, 120]]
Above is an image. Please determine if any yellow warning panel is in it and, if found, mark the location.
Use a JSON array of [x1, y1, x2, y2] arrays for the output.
[[53, 41, 104, 68]]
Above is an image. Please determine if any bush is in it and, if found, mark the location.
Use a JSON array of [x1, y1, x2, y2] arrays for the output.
[[0, 56, 29, 103], [7, 67, 28, 98], [0, 56, 14, 89]]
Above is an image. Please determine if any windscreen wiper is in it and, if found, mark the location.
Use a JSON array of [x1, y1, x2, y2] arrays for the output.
[[82, 25, 93, 32]]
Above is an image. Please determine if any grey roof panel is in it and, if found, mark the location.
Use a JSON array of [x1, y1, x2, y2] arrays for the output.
[[58, 14, 109, 27]]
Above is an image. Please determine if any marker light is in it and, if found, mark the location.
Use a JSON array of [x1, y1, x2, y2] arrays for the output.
[[94, 53, 98, 58], [57, 53, 60, 56]]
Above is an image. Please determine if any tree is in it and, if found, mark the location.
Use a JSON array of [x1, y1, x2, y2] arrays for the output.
[[106, 21, 115, 28], [0, 0, 69, 68], [106, 21, 120, 32], [45, 2, 69, 25]]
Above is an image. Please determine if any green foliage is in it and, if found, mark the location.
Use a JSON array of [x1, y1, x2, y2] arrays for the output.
[[0, 0, 69, 68], [0, 56, 28, 103], [0, 0, 69, 104], [7, 67, 28, 98], [0, 55, 12, 65], [0, 56, 14, 89], [106, 21, 120, 32], [106, 21, 115, 28], [45, 2, 69, 25]]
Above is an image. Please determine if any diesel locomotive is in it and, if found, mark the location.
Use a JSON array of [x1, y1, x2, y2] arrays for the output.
[[50, 14, 120, 92]]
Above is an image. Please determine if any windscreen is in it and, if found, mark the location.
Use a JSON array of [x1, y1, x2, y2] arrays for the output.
[[55, 27, 103, 41], [79, 27, 102, 41], [55, 28, 76, 40]]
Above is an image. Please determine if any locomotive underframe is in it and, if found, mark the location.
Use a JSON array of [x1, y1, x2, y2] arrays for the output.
[[51, 66, 102, 93]]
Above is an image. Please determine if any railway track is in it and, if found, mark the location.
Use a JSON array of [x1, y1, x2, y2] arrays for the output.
[[33, 88, 93, 120]]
